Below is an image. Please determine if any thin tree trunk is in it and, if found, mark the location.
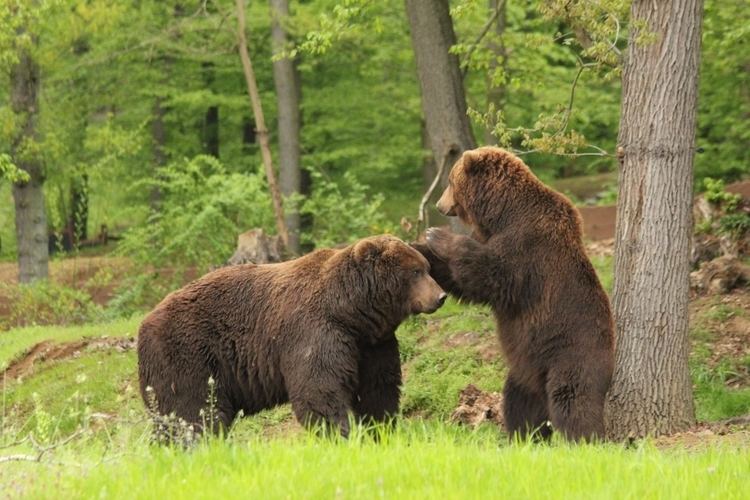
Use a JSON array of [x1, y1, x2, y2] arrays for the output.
[[11, 46, 49, 283], [66, 39, 90, 245], [270, 0, 302, 255], [405, 0, 476, 232], [606, 0, 704, 439], [150, 97, 167, 209], [67, 174, 88, 244], [242, 117, 256, 150], [235, 0, 290, 249], [202, 61, 220, 158], [485, 0, 507, 145]]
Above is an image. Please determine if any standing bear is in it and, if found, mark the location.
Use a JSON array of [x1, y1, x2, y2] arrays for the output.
[[138, 235, 446, 438], [414, 147, 614, 441]]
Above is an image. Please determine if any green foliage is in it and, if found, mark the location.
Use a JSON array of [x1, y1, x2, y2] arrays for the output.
[[0, 153, 29, 183], [700, 178, 750, 239], [0, 281, 102, 330], [456, 0, 622, 175], [703, 178, 741, 210], [695, 0, 750, 182], [719, 213, 750, 239], [538, 0, 628, 70], [116, 155, 274, 271], [300, 170, 395, 247]]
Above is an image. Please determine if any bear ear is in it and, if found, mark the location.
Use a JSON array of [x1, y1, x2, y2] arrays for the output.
[[461, 149, 482, 176], [352, 239, 381, 262]]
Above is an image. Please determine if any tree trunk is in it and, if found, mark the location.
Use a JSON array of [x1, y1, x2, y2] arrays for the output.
[[270, 0, 302, 255], [202, 61, 220, 158], [151, 97, 167, 210], [405, 0, 476, 232], [242, 117, 256, 150], [235, 0, 290, 249], [66, 174, 88, 244], [606, 0, 704, 440], [485, 0, 507, 145], [11, 47, 49, 283]]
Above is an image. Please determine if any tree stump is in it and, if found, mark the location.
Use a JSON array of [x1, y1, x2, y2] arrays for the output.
[[226, 229, 283, 265]]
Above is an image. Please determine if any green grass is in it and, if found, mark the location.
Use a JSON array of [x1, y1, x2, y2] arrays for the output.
[[0, 256, 749, 499], [590, 255, 614, 294], [689, 298, 750, 422], [1, 350, 141, 436], [398, 301, 503, 417], [3, 424, 749, 499], [0, 316, 140, 370]]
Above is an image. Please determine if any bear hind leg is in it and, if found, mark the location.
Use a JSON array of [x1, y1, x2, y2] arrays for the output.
[[545, 365, 606, 442], [503, 373, 551, 441]]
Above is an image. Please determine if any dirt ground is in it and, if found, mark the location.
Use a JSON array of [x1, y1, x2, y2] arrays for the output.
[[1, 336, 136, 381], [579, 180, 750, 241]]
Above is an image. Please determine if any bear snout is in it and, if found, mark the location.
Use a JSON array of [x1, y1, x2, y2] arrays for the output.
[[436, 186, 457, 216], [412, 277, 447, 315]]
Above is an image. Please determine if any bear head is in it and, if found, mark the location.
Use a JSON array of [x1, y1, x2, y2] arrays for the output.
[[436, 146, 570, 241], [349, 235, 447, 319]]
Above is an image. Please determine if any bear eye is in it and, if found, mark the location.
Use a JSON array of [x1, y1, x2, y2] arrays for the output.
[[412, 269, 421, 277]]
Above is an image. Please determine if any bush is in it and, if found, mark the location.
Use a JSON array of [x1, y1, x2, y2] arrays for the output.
[[0, 281, 102, 330], [117, 155, 275, 271], [300, 170, 396, 248]]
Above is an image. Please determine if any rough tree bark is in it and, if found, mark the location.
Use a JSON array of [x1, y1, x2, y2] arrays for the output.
[[606, 0, 704, 439], [235, 0, 290, 249], [11, 46, 49, 283], [270, 0, 303, 254], [405, 0, 476, 232]]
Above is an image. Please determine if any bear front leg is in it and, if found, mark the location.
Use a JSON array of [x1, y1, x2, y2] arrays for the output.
[[286, 340, 359, 438], [425, 227, 515, 305], [503, 372, 551, 441], [410, 242, 463, 296], [354, 337, 402, 424]]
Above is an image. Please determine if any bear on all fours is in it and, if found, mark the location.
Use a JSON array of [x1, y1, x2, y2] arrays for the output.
[[414, 146, 615, 442], [137, 235, 446, 438]]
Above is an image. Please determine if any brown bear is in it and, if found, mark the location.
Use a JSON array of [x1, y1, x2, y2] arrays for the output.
[[137, 235, 446, 438], [414, 147, 614, 441]]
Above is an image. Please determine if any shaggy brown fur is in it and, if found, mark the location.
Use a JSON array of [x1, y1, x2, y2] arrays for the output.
[[414, 147, 614, 441], [138, 235, 446, 438]]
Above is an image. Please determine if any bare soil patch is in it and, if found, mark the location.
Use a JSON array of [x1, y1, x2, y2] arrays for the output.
[[576, 179, 750, 242], [2, 336, 136, 381], [653, 419, 750, 449], [578, 205, 617, 241], [690, 287, 750, 386], [451, 384, 504, 428]]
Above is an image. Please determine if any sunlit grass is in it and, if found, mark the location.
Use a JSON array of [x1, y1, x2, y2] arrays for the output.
[[3, 423, 749, 499]]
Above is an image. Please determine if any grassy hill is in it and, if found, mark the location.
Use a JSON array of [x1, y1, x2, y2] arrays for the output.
[[1, 258, 749, 497]]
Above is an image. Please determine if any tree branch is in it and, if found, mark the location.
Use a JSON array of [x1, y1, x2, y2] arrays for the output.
[[417, 147, 456, 233], [235, 0, 290, 249], [0, 429, 85, 466], [460, 1, 504, 79]]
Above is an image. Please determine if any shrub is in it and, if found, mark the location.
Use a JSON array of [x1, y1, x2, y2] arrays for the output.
[[116, 155, 275, 270], [300, 170, 396, 248], [0, 281, 102, 330]]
